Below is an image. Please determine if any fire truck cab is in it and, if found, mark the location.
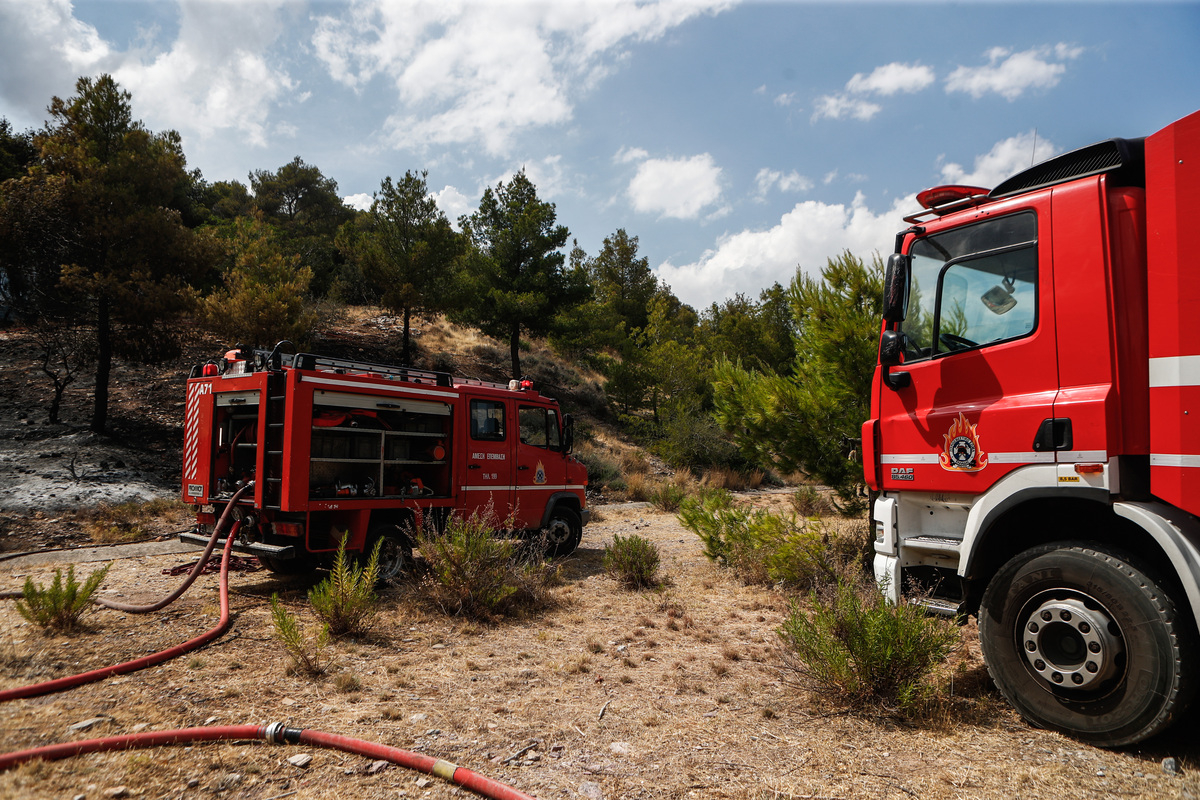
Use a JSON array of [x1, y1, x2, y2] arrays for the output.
[[865, 109, 1200, 745], [181, 348, 589, 579]]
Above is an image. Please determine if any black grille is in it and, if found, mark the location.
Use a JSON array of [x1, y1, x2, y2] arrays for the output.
[[990, 137, 1145, 199]]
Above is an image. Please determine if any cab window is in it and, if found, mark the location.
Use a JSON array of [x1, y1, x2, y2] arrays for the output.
[[519, 406, 561, 449], [470, 400, 506, 441], [901, 211, 1038, 360]]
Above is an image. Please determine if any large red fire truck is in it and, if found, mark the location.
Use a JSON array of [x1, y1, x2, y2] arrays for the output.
[[864, 109, 1200, 745], [180, 347, 589, 579]]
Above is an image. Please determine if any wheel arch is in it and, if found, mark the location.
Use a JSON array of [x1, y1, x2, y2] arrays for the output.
[[960, 491, 1200, 632], [538, 492, 583, 529]]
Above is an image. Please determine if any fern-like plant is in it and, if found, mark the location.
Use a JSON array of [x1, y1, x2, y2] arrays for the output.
[[16, 563, 111, 633], [270, 594, 329, 676], [308, 538, 381, 637]]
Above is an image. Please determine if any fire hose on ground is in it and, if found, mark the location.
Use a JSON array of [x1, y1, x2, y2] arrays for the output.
[[0, 483, 540, 799]]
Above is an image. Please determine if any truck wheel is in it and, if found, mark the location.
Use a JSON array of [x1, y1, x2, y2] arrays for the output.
[[542, 507, 582, 558], [367, 524, 413, 583], [978, 542, 1195, 746]]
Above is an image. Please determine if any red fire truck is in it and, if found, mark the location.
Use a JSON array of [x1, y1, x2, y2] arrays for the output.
[[864, 109, 1200, 745], [180, 348, 589, 579]]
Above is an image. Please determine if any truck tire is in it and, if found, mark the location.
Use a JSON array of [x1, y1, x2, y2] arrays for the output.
[[978, 542, 1196, 746], [542, 506, 582, 558], [367, 524, 413, 583]]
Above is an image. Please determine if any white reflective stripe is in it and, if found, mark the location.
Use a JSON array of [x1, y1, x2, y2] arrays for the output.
[[1058, 450, 1108, 462], [883, 451, 1102, 465], [880, 454, 939, 464], [305, 376, 457, 400], [985, 451, 1055, 463], [1149, 355, 1200, 388], [1151, 454, 1200, 468]]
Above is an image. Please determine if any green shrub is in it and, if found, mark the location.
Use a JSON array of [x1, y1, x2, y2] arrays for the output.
[[415, 512, 557, 620], [308, 538, 381, 637], [791, 485, 831, 516], [603, 533, 661, 590], [270, 594, 329, 676], [679, 491, 860, 589], [777, 579, 960, 713], [648, 481, 688, 512], [16, 563, 111, 633]]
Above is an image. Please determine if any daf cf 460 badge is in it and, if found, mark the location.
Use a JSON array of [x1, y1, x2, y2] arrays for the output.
[[940, 412, 988, 472]]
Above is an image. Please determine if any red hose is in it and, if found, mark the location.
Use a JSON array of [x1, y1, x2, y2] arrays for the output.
[[97, 483, 253, 613], [0, 520, 240, 703], [0, 723, 539, 800]]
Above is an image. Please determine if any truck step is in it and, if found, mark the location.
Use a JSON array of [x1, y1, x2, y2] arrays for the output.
[[903, 535, 963, 554], [178, 531, 296, 560], [909, 596, 963, 617]]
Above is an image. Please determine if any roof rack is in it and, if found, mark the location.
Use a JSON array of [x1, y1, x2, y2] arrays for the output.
[[260, 350, 454, 388]]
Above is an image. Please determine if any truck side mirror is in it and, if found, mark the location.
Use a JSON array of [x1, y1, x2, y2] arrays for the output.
[[883, 253, 910, 323], [562, 414, 575, 453], [879, 329, 905, 367]]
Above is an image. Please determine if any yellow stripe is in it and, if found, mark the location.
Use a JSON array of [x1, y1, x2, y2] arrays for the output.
[[432, 760, 458, 781]]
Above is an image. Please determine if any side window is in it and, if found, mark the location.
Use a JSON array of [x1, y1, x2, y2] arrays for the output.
[[470, 400, 506, 441], [519, 406, 549, 447], [546, 409, 561, 450], [901, 211, 1038, 360]]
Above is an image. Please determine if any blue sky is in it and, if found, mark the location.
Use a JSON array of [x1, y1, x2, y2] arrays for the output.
[[1, 1, 1198, 310]]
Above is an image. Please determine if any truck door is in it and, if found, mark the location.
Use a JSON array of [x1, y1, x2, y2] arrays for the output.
[[514, 403, 566, 528], [877, 207, 1058, 494], [461, 396, 515, 523]]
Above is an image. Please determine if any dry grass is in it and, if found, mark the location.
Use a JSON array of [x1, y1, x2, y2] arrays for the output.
[[0, 499, 1195, 800]]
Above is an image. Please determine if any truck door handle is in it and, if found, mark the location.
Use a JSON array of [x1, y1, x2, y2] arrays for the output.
[[1033, 418, 1073, 451], [468, 464, 481, 469], [518, 465, 530, 470]]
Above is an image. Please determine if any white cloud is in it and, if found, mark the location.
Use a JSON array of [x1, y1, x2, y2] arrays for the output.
[[812, 94, 881, 122], [845, 62, 935, 96], [313, 0, 733, 156], [945, 44, 1082, 101], [614, 146, 649, 164], [433, 184, 473, 226], [658, 192, 908, 307], [343, 192, 373, 211], [0, 0, 297, 148], [939, 131, 1060, 188], [754, 168, 813, 199], [813, 61, 932, 122], [627, 153, 723, 220], [0, 0, 113, 124], [774, 92, 797, 107]]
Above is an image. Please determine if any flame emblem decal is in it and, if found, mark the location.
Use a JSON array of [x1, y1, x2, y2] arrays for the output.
[[940, 412, 988, 472]]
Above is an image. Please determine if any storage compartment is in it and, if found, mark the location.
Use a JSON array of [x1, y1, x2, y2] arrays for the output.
[[308, 391, 450, 499]]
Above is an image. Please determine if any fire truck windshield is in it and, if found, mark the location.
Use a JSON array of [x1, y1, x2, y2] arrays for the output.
[[900, 211, 1037, 360]]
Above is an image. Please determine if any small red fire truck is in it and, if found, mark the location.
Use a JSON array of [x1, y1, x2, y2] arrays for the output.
[[180, 348, 589, 579], [865, 109, 1200, 745]]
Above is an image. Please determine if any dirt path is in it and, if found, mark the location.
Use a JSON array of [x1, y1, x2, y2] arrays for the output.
[[0, 500, 1198, 800]]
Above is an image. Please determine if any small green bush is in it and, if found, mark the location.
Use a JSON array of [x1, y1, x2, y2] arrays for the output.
[[603, 534, 661, 590], [16, 563, 111, 633], [649, 482, 688, 512], [270, 594, 329, 676], [777, 579, 960, 713], [416, 512, 557, 620], [679, 490, 861, 589], [308, 538, 381, 637]]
